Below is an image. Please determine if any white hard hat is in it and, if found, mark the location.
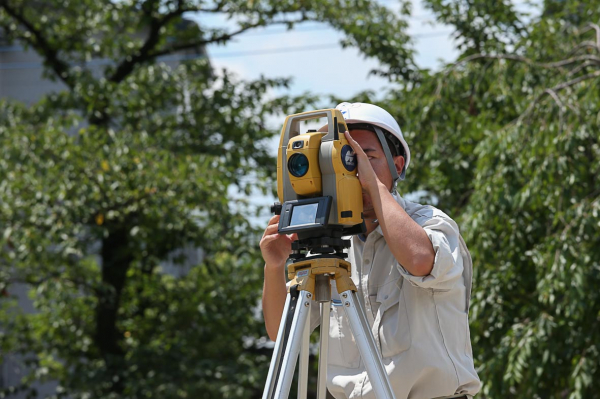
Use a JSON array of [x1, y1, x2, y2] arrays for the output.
[[336, 102, 411, 181]]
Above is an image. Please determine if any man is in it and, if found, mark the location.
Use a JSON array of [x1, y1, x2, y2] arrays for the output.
[[261, 102, 481, 398]]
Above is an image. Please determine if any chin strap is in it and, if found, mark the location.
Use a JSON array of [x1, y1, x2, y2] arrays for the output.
[[372, 126, 400, 185], [391, 180, 399, 194]]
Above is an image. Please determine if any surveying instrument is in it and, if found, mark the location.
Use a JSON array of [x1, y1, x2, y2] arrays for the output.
[[262, 109, 396, 399]]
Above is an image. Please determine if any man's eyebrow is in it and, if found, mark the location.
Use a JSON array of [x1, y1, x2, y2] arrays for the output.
[[363, 148, 378, 153]]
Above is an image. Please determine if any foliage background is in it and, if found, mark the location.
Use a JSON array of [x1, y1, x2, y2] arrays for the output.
[[0, 0, 599, 398], [382, 1, 600, 398]]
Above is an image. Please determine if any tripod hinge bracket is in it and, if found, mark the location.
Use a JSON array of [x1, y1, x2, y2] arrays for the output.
[[287, 257, 357, 296]]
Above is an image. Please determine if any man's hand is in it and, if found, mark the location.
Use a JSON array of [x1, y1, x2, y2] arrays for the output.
[[261, 215, 297, 340], [260, 215, 298, 269], [344, 130, 384, 195]]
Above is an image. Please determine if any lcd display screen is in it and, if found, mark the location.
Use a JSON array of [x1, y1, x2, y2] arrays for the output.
[[289, 203, 319, 226]]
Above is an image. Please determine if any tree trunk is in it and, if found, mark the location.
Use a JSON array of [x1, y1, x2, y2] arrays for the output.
[[96, 227, 132, 393]]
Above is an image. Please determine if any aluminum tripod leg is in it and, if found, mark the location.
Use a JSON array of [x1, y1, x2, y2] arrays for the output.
[[262, 281, 396, 399], [262, 294, 292, 399], [263, 288, 312, 399], [340, 289, 396, 399], [297, 303, 311, 399], [316, 301, 330, 399], [274, 289, 311, 398]]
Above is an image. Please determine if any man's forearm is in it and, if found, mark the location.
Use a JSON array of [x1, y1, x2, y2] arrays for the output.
[[371, 182, 435, 276], [262, 263, 288, 341]]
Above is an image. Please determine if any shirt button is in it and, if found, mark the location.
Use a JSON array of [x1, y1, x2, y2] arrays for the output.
[[365, 259, 371, 265]]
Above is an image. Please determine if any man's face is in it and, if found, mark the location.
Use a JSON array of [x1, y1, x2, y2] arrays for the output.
[[348, 129, 404, 219]]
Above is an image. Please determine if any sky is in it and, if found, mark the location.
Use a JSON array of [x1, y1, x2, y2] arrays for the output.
[[191, 0, 539, 100], [190, 0, 459, 100]]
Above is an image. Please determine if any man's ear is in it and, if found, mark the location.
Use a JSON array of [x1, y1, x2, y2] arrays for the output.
[[394, 155, 405, 177]]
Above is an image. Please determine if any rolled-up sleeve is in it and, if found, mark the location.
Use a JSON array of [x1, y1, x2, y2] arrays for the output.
[[397, 213, 464, 291]]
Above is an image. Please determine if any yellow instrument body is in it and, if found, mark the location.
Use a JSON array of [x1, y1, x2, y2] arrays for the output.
[[277, 109, 363, 227]]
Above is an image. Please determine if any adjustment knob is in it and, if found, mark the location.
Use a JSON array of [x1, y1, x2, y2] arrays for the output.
[[271, 202, 282, 215]]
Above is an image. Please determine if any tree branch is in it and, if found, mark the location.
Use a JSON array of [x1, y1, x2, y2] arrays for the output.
[[88, 189, 156, 225], [544, 88, 566, 112], [566, 41, 599, 57], [0, 2, 73, 88], [149, 18, 311, 58], [580, 23, 600, 52], [447, 53, 599, 73], [108, 6, 188, 83], [549, 70, 600, 91], [567, 60, 598, 76], [517, 70, 600, 124], [9, 274, 98, 294], [436, 52, 600, 96]]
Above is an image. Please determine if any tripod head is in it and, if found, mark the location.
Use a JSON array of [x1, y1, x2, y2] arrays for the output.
[[290, 225, 365, 259], [271, 204, 365, 261]]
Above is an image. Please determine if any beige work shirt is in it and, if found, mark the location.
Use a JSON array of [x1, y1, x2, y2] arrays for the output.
[[319, 192, 481, 399]]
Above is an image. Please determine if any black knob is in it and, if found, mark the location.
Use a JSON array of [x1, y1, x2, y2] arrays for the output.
[[271, 202, 282, 215]]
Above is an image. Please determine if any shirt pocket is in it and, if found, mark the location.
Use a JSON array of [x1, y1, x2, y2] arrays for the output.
[[377, 278, 412, 358], [328, 302, 361, 368]]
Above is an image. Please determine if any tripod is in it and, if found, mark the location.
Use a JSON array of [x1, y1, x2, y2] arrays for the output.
[[262, 236, 397, 399]]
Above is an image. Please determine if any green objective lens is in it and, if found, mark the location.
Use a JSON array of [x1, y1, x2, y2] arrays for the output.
[[288, 153, 309, 177]]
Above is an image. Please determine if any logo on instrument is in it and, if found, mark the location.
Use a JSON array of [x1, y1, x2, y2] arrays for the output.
[[341, 145, 356, 171], [297, 270, 309, 278]]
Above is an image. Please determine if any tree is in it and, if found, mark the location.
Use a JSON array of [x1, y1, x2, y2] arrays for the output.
[[373, 0, 600, 397], [0, 0, 418, 398]]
